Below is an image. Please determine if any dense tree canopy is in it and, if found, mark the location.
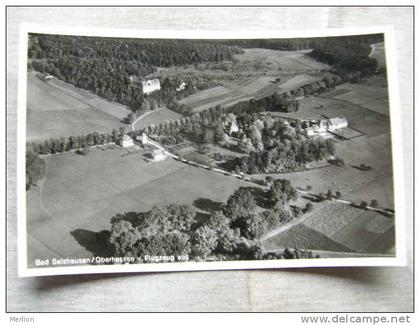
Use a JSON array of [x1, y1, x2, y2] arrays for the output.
[[28, 34, 242, 110], [106, 179, 317, 260]]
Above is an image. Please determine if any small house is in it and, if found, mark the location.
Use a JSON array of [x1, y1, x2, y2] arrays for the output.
[[37, 73, 53, 82], [135, 133, 149, 146], [328, 117, 348, 130], [151, 149, 167, 162], [120, 134, 134, 148]]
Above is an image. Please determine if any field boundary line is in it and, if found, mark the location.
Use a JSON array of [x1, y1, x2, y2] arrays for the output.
[[320, 93, 390, 118], [131, 108, 164, 132]]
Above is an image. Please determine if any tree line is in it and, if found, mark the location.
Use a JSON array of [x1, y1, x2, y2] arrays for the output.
[[222, 33, 383, 58], [308, 36, 380, 77], [28, 128, 126, 155], [26, 150, 45, 190]]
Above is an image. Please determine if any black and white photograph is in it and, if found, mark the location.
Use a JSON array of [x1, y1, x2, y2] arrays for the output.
[[5, 4, 415, 316], [17, 25, 406, 277]]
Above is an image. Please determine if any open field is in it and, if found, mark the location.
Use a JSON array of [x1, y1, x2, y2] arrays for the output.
[[190, 95, 256, 112], [263, 203, 395, 255], [179, 73, 327, 112], [260, 86, 395, 256], [328, 209, 395, 254], [177, 85, 252, 112], [322, 82, 389, 116], [178, 86, 232, 106], [132, 108, 182, 130], [26, 146, 252, 265], [178, 83, 255, 112], [303, 203, 395, 254], [26, 72, 131, 141], [278, 74, 324, 91], [235, 48, 331, 71], [173, 48, 332, 112]]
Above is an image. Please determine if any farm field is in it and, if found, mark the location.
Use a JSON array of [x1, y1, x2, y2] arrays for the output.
[[235, 48, 331, 72], [278, 74, 325, 91], [132, 108, 182, 130], [322, 82, 389, 116], [175, 48, 332, 112], [303, 203, 395, 254], [262, 224, 353, 253], [178, 86, 232, 106], [26, 72, 131, 141], [26, 146, 252, 265], [179, 73, 328, 112], [263, 203, 395, 255]]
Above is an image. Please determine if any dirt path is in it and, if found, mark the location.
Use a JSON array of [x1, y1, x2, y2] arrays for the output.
[[261, 188, 394, 242], [260, 199, 330, 241], [131, 109, 161, 131]]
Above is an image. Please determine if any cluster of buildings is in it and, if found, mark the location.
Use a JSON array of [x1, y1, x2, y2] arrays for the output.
[[129, 76, 187, 94], [303, 117, 348, 137], [37, 73, 54, 82], [225, 119, 239, 135], [119, 133, 167, 162]]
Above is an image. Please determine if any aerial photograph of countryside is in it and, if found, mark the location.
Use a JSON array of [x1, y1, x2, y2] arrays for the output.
[[25, 32, 395, 268]]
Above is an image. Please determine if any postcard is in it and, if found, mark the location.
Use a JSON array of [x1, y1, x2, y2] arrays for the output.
[[17, 24, 406, 276]]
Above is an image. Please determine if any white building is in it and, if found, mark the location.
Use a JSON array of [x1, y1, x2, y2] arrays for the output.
[[176, 81, 186, 92], [136, 133, 149, 146], [120, 134, 134, 148], [37, 73, 53, 81], [141, 79, 161, 94], [128, 76, 161, 95], [328, 117, 348, 130], [228, 120, 239, 135], [304, 117, 348, 137], [151, 149, 166, 161]]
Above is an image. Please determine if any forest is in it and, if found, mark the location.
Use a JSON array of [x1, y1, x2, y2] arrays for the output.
[[103, 180, 318, 261], [307, 35, 380, 76], [28, 127, 126, 156], [28, 33, 242, 110]]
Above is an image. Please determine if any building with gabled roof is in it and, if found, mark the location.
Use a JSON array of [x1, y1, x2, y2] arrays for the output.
[[129, 76, 161, 95], [328, 117, 348, 130], [120, 134, 134, 148]]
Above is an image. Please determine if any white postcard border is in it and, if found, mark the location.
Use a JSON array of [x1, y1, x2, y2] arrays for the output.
[[16, 23, 407, 277]]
